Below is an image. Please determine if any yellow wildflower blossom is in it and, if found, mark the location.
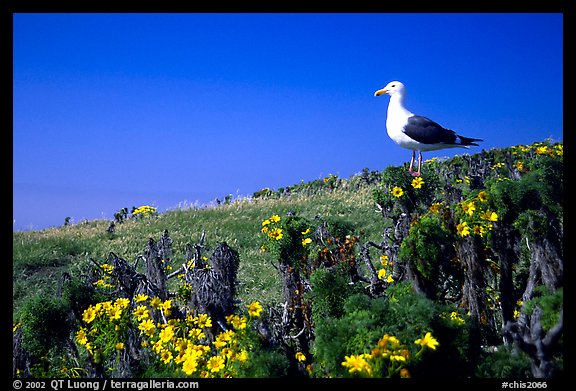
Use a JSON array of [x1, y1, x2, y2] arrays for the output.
[[380, 255, 389, 266], [82, 306, 97, 324], [456, 221, 470, 237], [477, 191, 488, 203], [195, 313, 213, 329], [138, 319, 156, 336], [206, 356, 225, 373], [150, 296, 163, 310], [160, 349, 173, 364], [411, 177, 425, 189], [341, 354, 372, 375], [378, 268, 386, 280], [415, 332, 440, 350], [268, 227, 284, 240], [462, 201, 476, 217], [76, 328, 88, 345], [159, 326, 175, 343], [269, 215, 281, 223], [295, 352, 306, 362], [133, 305, 150, 321], [248, 301, 263, 318], [480, 210, 498, 222], [391, 186, 404, 198], [302, 237, 313, 246], [134, 293, 148, 302]]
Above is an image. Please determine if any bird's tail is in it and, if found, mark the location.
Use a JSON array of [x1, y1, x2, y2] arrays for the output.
[[458, 135, 483, 147]]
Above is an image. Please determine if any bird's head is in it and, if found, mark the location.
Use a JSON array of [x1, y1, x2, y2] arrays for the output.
[[374, 81, 405, 97]]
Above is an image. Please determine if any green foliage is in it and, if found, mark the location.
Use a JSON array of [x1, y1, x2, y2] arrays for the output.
[[236, 347, 289, 377], [309, 268, 360, 321], [490, 154, 562, 225], [313, 282, 473, 377], [524, 286, 563, 332], [313, 293, 388, 377], [475, 345, 532, 378], [398, 214, 462, 301], [19, 294, 74, 357]]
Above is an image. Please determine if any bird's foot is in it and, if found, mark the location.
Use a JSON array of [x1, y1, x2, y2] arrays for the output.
[[409, 170, 421, 177]]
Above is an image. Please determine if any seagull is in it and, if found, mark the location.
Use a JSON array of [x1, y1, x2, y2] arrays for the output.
[[374, 81, 483, 177]]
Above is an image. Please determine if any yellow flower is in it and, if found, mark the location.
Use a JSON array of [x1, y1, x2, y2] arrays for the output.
[[415, 332, 439, 350], [76, 328, 88, 345], [108, 306, 123, 321], [449, 311, 465, 326], [295, 352, 306, 362], [462, 201, 476, 217], [268, 227, 284, 240], [261, 219, 271, 227], [400, 368, 411, 378], [133, 305, 150, 321], [480, 210, 498, 222], [378, 269, 386, 280], [477, 191, 488, 203], [301, 228, 311, 235], [82, 306, 97, 324], [195, 313, 213, 329], [115, 298, 130, 309], [101, 263, 114, 274], [391, 186, 404, 198], [473, 225, 485, 237], [302, 237, 313, 246], [229, 315, 247, 330], [182, 356, 198, 376], [161, 300, 172, 316], [429, 202, 443, 214], [379, 255, 389, 266], [341, 354, 372, 375], [237, 350, 249, 363], [159, 325, 175, 343], [456, 221, 470, 237], [138, 319, 156, 336], [188, 328, 205, 340], [160, 349, 173, 364], [206, 356, 225, 373], [150, 296, 163, 310], [554, 144, 563, 156], [115, 342, 124, 351], [134, 293, 148, 302], [386, 275, 395, 284], [411, 177, 425, 189], [269, 215, 281, 223], [248, 301, 263, 318]]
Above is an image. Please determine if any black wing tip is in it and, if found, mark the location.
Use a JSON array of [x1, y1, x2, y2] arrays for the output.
[[460, 136, 483, 146]]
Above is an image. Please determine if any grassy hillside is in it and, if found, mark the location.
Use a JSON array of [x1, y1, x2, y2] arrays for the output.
[[13, 174, 387, 316], [12, 140, 563, 379]]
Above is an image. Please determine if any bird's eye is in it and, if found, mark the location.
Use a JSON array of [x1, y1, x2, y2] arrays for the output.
[[391, 84, 396, 87]]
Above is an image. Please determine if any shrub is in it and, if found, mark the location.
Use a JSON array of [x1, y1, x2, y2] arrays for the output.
[[19, 295, 74, 357]]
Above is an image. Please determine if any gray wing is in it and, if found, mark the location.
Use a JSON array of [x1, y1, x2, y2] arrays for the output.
[[403, 115, 458, 145]]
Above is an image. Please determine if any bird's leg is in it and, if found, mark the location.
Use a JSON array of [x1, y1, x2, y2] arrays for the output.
[[410, 151, 422, 177], [408, 150, 416, 174]]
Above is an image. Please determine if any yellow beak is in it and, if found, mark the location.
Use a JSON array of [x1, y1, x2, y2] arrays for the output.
[[374, 88, 388, 97]]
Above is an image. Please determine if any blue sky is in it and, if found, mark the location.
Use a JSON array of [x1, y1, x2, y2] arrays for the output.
[[12, 13, 563, 231]]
